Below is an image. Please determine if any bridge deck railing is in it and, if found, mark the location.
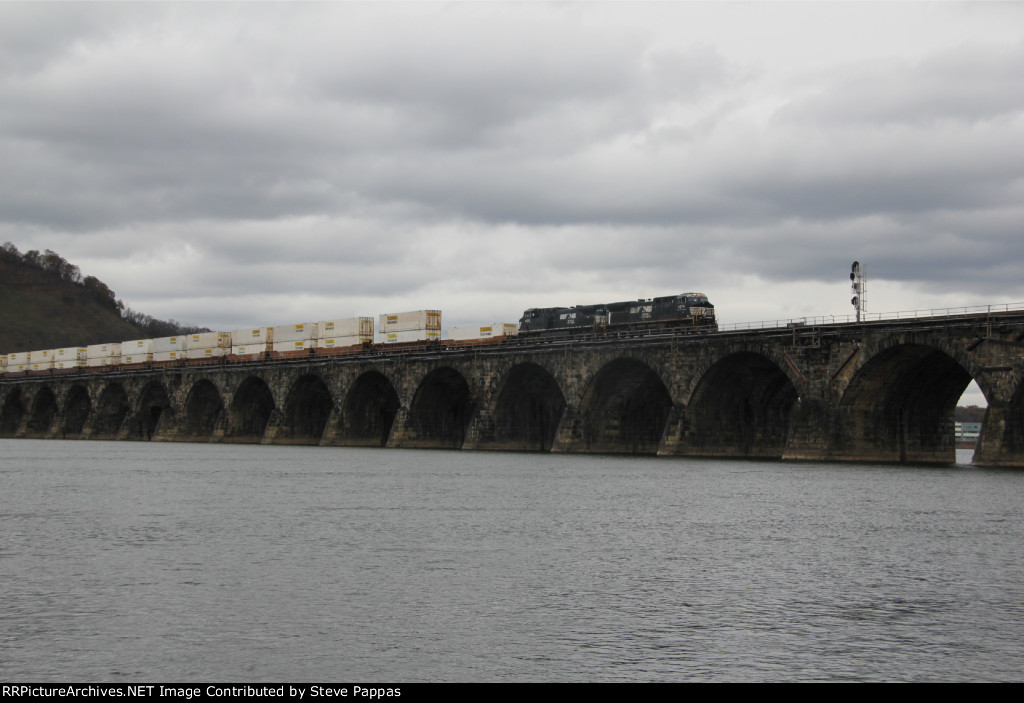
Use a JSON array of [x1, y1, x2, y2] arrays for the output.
[[718, 302, 1024, 332]]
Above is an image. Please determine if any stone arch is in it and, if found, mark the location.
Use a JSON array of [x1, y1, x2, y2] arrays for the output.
[[62, 384, 92, 438], [407, 367, 474, 448], [127, 381, 173, 440], [578, 358, 673, 454], [839, 342, 974, 463], [341, 370, 400, 447], [683, 351, 799, 458], [26, 387, 59, 438], [226, 375, 276, 442], [181, 379, 224, 441], [280, 374, 334, 444], [0, 389, 26, 436], [490, 362, 566, 451], [93, 384, 130, 439]]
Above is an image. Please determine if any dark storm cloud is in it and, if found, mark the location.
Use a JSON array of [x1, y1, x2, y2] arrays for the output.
[[0, 3, 749, 231], [2, 2, 1022, 327]]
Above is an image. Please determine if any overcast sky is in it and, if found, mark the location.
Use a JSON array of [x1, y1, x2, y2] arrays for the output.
[[3, 1, 1023, 352]]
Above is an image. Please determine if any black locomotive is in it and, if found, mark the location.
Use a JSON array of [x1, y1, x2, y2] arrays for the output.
[[518, 292, 716, 335]]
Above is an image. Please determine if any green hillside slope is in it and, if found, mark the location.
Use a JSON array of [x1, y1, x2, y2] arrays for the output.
[[0, 255, 144, 355]]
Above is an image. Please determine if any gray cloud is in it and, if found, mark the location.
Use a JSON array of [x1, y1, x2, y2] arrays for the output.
[[1, 2, 1023, 332]]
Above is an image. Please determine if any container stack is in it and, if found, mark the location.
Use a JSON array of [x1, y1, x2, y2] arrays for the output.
[[53, 347, 87, 370], [121, 339, 154, 365], [29, 349, 54, 371], [186, 332, 231, 360], [231, 327, 273, 357], [379, 310, 441, 344], [318, 317, 374, 350], [7, 351, 30, 373], [448, 323, 519, 341], [86, 343, 121, 367], [272, 322, 319, 355], [153, 335, 189, 363]]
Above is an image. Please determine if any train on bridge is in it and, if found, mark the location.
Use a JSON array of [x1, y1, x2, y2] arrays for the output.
[[518, 292, 716, 336], [1, 292, 716, 376], [2, 298, 1023, 468]]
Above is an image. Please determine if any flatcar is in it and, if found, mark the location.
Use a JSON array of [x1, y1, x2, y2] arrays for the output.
[[518, 292, 716, 335]]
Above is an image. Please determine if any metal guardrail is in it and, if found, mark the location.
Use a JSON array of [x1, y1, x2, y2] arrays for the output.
[[717, 302, 1024, 332]]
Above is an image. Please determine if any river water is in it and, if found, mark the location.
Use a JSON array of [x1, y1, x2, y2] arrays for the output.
[[1, 440, 1022, 682]]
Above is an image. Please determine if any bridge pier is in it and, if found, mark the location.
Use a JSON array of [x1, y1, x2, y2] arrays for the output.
[[973, 403, 1024, 467], [780, 398, 833, 461]]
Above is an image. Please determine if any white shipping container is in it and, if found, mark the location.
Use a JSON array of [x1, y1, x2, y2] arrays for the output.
[[272, 322, 319, 343], [319, 317, 373, 339], [383, 329, 441, 344], [31, 360, 53, 371], [122, 353, 153, 364], [154, 336, 188, 353], [122, 339, 154, 354], [231, 344, 267, 356], [153, 350, 185, 362], [186, 347, 230, 360], [188, 332, 231, 349], [29, 349, 54, 363], [53, 347, 88, 362], [54, 360, 85, 370], [7, 351, 29, 365], [231, 327, 274, 346], [318, 335, 369, 349], [86, 357, 118, 367], [379, 310, 442, 333], [87, 343, 121, 359], [448, 323, 519, 341], [272, 339, 316, 353]]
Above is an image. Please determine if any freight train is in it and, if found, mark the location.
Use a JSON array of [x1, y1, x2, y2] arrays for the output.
[[1, 294, 716, 377], [518, 292, 716, 335]]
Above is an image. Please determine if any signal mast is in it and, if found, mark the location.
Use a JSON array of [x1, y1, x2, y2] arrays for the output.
[[850, 261, 866, 322]]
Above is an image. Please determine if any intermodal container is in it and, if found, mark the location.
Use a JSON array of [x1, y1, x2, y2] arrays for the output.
[[449, 323, 518, 341], [186, 347, 230, 360], [272, 322, 319, 343], [154, 336, 188, 353], [272, 339, 316, 353], [379, 310, 441, 333], [383, 329, 441, 344], [153, 350, 185, 362], [87, 343, 121, 359], [318, 335, 368, 349], [122, 339, 154, 355], [231, 344, 268, 357], [53, 347, 88, 362], [188, 332, 231, 349], [319, 317, 373, 339]]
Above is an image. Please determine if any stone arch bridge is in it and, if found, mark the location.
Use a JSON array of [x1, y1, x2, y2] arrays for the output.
[[3, 310, 1023, 466]]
